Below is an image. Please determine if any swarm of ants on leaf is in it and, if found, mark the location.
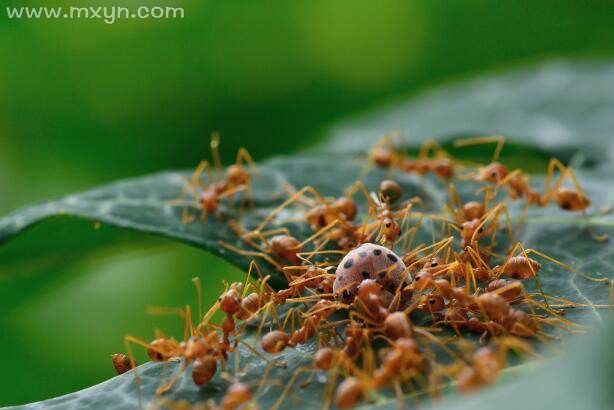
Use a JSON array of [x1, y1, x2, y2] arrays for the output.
[[112, 134, 612, 410]]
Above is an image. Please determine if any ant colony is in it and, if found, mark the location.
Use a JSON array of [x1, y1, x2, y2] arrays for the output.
[[114, 134, 611, 410]]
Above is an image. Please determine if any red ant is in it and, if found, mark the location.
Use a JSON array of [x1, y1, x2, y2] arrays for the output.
[[175, 133, 257, 222], [367, 135, 455, 180], [454, 136, 600, 217], [455, 337, 532, 393]]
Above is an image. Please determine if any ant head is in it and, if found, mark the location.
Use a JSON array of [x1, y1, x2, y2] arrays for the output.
[[356, 279, 382, 302], [476, 162, 508, 183], [371, 147, 395, 168], [461, 218, 483, 239], [423, 294, 445, 313], [218, 285, 242, 315], [305, 205, 329, 228], [382, 218, 400, 241], [184, 336, 209, 359], [147, 338, 175, 362], [225, 164, 250, 186], [433, 158, 454, 179], [412, 270, 434, 291], [317, 277, 334, 294]]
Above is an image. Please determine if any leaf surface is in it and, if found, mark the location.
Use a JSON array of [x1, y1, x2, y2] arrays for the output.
[[324, 59, 614, 167], [2, 59, 614, 409]]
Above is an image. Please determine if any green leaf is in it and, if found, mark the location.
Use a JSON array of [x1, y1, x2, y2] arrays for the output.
[[2, 59, 614, 409], [2, 170, 612, 410], [0, 157, 439, 289], [323, 59, 614, 167], [417, 317, 614, 410]]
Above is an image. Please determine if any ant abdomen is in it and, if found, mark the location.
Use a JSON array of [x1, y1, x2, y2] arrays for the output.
[[191, 356, 217, 386], [262, 330, 290, 354], [111, 353, 135, 375]]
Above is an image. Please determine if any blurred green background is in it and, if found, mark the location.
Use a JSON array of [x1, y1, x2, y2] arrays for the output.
[[2, 0, 614, 406]]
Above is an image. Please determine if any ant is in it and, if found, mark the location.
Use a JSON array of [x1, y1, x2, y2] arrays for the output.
[[175, 133, 258, 222], [455, 337, 533, 393], [367, 135, 455, 180], [222, 221, 312, 273], [348, 180, 428, 248], [253, 185, 358, 236], [454, 136, 602, 218]]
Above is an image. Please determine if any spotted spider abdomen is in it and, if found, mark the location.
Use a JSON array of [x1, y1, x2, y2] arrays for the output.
[[333, 243, 410, 298]]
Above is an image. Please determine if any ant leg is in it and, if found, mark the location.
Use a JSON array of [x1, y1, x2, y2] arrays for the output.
[[414, 327, 458, 359], [544, 158, 569, 195], [199, 300, 221, 328], [523, 298, 582, 330], [271, 367, 312, 410], [236, 147, 260, 175], [283, 307, 297, 332], [393, 380, 405, 410], [245, 181, 256, 208], [470, 203, 506, 245], [210, 132, 223, 176], [145, 304, 193, 340], [515, 199, 531, 234], [496, 169, 522, 190], [418, 138, 447, 160], [252, 186, 315, 233], [446, 183, 465, 221], [192, 277, 203, 323], [490, 202, 514, 248], [236, 340, 280, 367], [229, 221, 272, 252], [396, 198, 421, 235], [191, 160, 213, 188], [299, 219, 342, 248], [522, 246, 610, 283], [218, 184, 247, 200], [464, 246, 493, 278], [219, 241, 284, 271], [122, 335, 148, 408], [297, 249, 347, 260], [300, 237, 332, 264], [453, 135, 505, 163], [156, 361, 187, 395], [349, 311, 382, 327]]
